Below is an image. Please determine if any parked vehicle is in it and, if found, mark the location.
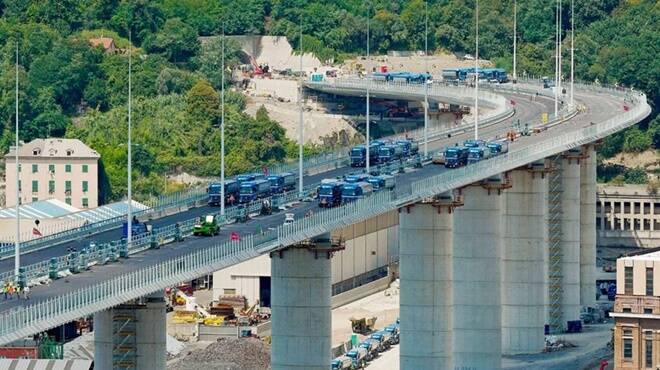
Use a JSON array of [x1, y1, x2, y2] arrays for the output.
[[366, 175, 395, 191], [463, 139, 486, 148], [283, 213, 295, 226], [236, 173, 264, 183], [359, 340, 379, 359], [384, 324, 400, 344], [395, 139, 419, 156], [341, 182, 373, 203], [444, 146, 469, 168], [331, 356, 353, 370], [467, 146, 492, 164], [238, 179, 271, 203], [345, 174, 370, 183], [486, 141, 509, 155], [318, 182, 344, 208], [369, 331, 392, 350], [345, 347, 368, 368], [482, 68, 509, 83], [207, 180, 240, 206], [378, 144, 404, 163], [432, 151, 445, 165], [267, 172, 296, 194], [193, 215, 219, 236], [122, 217, 150, 238]]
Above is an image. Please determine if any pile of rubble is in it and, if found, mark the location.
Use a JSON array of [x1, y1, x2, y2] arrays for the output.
[[544, 335, 577, 352], [168, 338, 270, 370]]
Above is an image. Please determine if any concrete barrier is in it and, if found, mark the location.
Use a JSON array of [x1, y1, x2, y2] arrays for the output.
[[331, 274, 392, 309]]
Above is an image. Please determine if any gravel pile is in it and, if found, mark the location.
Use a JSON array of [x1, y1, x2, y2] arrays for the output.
[[168, 338, 270, 370]]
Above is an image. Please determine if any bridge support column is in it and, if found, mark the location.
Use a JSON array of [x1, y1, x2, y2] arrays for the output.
[[453, 181, 504, 369], [93, 290, 166, 370], [502, 165, 549, 355], [270, 234, 343, 370], [580, 145, 597, 307], [560, 150, 583, 328], [399, 193, 461, 370]]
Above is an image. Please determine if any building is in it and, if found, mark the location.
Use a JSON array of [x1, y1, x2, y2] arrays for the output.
[[4, 138, 100, 209], [597, 185, 660, 249], [611, 250, 660, 369], [88, 37, 117, 54]]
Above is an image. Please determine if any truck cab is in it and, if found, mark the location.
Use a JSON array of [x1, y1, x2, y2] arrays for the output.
[[238, 179, 271, 203], [463, 139, 486, 148], [444, 146, 469, 168], [345, 174, 369, 183], [207, 180, 240, 206], [366, 175, 395, 191], [122, 218, 150, 238], [358, 340, 378, 359], [236, 173, 264, 184], [395, 139, 418, 156], [378, 144, 403, 163], [384, 324, 400, 344], [345, 348, 368, 368], [341, 182, 373, 203], [486, 141, 508, 155], [467, 146, 492, 164], [193, 215, 219, 236], [267, 172, 295, 194], [331, 356, 353, 370], [369, 331, 392, 350], [318, 182, 344, 208]]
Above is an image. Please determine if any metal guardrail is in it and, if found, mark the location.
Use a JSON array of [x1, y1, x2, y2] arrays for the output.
[[0, 83, 650, 345]]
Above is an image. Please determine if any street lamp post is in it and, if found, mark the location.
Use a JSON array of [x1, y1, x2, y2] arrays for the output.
[[513, 0, 517, 83], [127, 32, 133, 249], [14, 43, 20, 281], [220, 25, 226, 216], [570, 0, 575, 106], [474, 0, 479, 140], [298, 19, 304, 197], [365, 5, 371, 174], [423, 0, 429, 157]]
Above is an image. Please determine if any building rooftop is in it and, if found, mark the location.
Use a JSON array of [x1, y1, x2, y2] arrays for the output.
[[619, 248, 660, 261], [4, 138, 100, 159], [0, 199, 147, 222], [89, 37, 115, 50], [597, 184, 656, 197]]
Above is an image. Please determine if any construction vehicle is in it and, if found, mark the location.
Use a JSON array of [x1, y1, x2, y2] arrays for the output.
[[366, 175, 395, 191], [318, 182, 344, 208], [331, 356, 354, 370], [239, 179, 271, 203], [384, 324, 400, 344], [341, 182, 373, 203], [267, 173, 296, 194], [444, 146, 469, 168], [208, 180, 240, 206], [358, 340, 378, 360], [350, 316, 377, 334], [193, 215, 220, 236], [310, 72, 324, 82], [369, 331, 392, 351], [122, 217, 150, 238], [345, 348, 368, 368]]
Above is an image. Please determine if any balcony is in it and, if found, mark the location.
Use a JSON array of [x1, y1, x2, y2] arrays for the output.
[[614, 295, 660, 314]]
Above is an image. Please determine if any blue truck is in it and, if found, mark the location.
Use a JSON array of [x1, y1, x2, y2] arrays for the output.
[[207, 180, 240, 206], [349, 143, 382, 167], [367, 175, 395, 191], [395, 139, 419, 156], [444, 146, 469, 168], [463, 139, 486, 148], [486, 141, 509, 155], [236, 173, 264, 183], [378, 144, 404, 163], [467, 146, 492, 164], [442, 67, 476, 82], [238, 179, 271, 203], [267, 172, 296, 194], [318, 182, 344, 208], [482, 68, 509, 83], [341, 182, 373, 203], [122, 217, 150, 238], [345, 174, 370, 183]]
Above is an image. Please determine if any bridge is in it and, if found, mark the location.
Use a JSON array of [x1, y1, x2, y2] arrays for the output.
[[0, 78, 651, 370]]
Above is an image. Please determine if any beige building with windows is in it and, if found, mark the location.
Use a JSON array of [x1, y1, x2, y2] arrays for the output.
[[611, 251, 660, 369], [4, 138, 100, 209]]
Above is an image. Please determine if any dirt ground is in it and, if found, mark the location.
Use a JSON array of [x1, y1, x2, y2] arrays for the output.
[[340, 52, 492, 76]]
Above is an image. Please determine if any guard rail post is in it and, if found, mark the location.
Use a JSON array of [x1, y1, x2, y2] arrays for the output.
[[48, 258, 58, 280], [69, 252, 79, 274], [119, 240, 128, 258], [174, 223, 182, 242], [150, 233, 159, 250]]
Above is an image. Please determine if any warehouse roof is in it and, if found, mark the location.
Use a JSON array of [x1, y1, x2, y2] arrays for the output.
[[0, 199, 147, 222]]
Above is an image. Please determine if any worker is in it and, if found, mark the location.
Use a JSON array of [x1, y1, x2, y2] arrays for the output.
[[23, 285, 30, 300], [2, 282, 7, 300]]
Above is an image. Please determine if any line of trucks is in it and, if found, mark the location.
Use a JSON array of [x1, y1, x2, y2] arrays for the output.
[[434, 139, 508, 168], [207, 172, 296, 206], [350, 139, 419, 168], [441, 67, 509, 83], [317, 173, 395, 208], [332, 320, 400, 369]]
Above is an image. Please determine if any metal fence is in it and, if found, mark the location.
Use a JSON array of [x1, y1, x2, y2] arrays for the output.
[[332, 265, 389, 296], [0, 82, 650, 345]]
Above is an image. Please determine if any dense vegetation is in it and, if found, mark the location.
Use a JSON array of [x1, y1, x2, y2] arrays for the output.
[[0, 0, 657, 202]]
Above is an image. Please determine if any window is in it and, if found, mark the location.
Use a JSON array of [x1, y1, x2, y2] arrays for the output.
[[623, 307, 632, 313], [647, 268, 654, 296], [32, 164, 38, 173], [31, 180, 38, 193], [646, 339, 653, 368], [65, 181, 71, 195], [623, 329, 633, 360], [82, 164, 88, 173], [18, 164, 21, 173], [48, 164, 55, 174], [31, 197, 38, 203], [65, 164, 71, 173], [18, 180, 21, 192], [625, 267, 633, 294], [65, 197, 71, 205], [223, 289, 236, 295], [82, 181, 88, 193], [48, 180, 55, 194], [82, 198, 88, 208], [644, 308, 653, 314]]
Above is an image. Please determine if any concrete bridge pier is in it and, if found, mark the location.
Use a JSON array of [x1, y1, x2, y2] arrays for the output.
[[94, 290, 166, 370], [452, 181, 505, 370], [270, 234, 343, 370], [502, 164, 549, 355], [580, 145, 597, 307], [399, 192, 462, 370]]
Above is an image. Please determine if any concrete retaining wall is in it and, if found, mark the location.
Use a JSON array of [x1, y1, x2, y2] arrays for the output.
[[331, 274, 392, 309]]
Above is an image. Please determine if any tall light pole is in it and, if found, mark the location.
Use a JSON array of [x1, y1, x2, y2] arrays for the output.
[[14, 43, 20, 281], [570, 0, 575, 106], [126, 31, 133, 249], [423, 0, 429, 156], [298, 18, 304, 196], [513, 0, 517, 83], [554, 0, 559, 116], [474, 0, 479, 140], [558, 0, 562, 107], [220, 24, 226, 215], [365, 3, 371, 174]]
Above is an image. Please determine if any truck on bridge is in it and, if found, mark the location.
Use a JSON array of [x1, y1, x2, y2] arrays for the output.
[[238, 179, 271, 203], [486, 141, 508, 155], [482, 68, 509, 83], [207, 180, 240, 206], [318, 181, 344, 208], [341, 182, 373, 203], [349, 143, 382, 167], [122, 217, 150, 238], [444, 146, 469, 168], [367, 175, 395, 191], [236, 173, 265, 183], [467, 145, 492, 164], [395, 139, 419, 156], [378, 144, 404, 163], [267, 172, 296, 194]]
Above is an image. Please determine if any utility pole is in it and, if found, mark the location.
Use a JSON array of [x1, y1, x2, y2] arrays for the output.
[[513, 0, 517, 83], [558, 0, 562, 107], [365, 3, 371, 173], [423, 0, 429, 157], [298, 18, 304, 197], [127, 31, 133, 249], [220, 24, 226, 215], [570, 0, 575, 106], [554, 0, 559, 117], [474, 0, 479, 140], [14, 43, 20, 281]]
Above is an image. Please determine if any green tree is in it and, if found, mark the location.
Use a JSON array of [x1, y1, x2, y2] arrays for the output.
[[185, 80, 219, 124], [144, 18, 199, 64]]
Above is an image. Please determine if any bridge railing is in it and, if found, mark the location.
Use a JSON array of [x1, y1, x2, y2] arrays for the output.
[[0, 84, 650, 346]]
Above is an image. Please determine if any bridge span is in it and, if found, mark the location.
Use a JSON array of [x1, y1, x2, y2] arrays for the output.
[[0, 79, 651, 370]]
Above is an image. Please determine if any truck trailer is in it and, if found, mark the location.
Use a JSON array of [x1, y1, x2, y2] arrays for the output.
[[207, 180, 240, 206], [267, 172, 296, 193], [341, 182, 373, 203], [238, 179, 271, 203]]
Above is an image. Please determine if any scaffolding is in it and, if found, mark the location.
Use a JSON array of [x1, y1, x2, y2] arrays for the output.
[[112, 307, 138, 369], [547, 156, 564, 333]]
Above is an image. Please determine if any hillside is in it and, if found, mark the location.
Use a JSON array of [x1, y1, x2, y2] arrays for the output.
[[0, 0, 657, 202]]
